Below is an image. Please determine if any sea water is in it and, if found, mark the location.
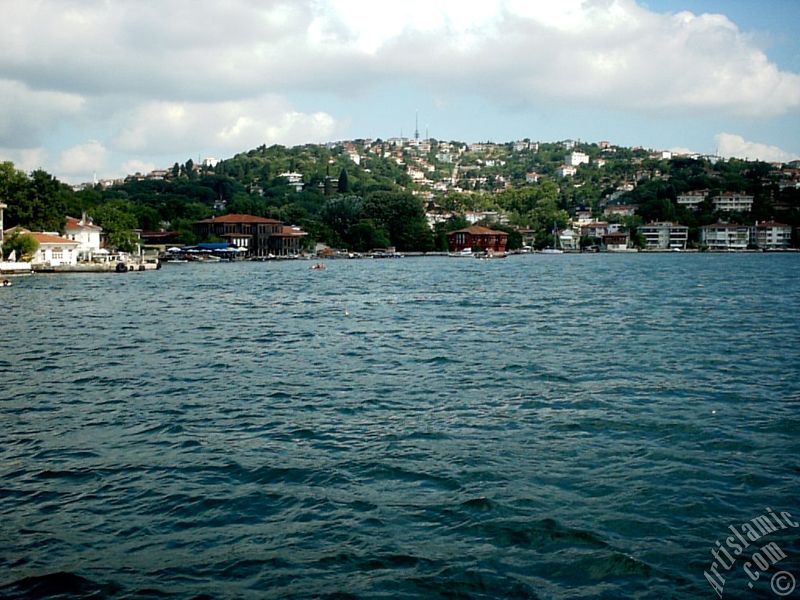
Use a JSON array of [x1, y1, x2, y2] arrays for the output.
[[1, 254, 798, 598]]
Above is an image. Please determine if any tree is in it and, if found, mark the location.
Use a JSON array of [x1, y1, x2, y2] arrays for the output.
[[93, 201, 139, 252], [337, 168, 349, 193], [322, 195, 364, 241], [348, 219, 390, 251], [363, 191, 431, 251], [2, 230, 39, 261]]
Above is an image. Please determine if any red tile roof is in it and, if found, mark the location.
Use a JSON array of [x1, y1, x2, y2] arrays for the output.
[[754, 221, 789, 228], [448, 225, 509, 236], [195, 214, 281, 224], [65, 216, 102, 231], [31, 232, 80, 245], [273, 226, 308, 237]]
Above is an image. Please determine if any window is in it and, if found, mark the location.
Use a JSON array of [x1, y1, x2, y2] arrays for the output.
[[52, 249, 63, 260]]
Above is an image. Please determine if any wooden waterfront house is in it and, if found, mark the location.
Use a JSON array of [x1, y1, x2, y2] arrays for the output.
[[447, 225, 508, 253]]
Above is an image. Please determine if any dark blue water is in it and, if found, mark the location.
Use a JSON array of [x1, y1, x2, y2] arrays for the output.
[[1, 254, 798, 599]]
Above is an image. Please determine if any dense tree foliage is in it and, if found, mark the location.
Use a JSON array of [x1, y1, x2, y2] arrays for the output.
[[2, 230, 39, 261]]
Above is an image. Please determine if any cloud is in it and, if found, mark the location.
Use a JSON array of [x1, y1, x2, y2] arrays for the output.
[[0, 0, 799, 181], [0, 0, 796, 119], [715, 133, 799, 163], [0, 80, 84, 147], [56, 140, 108, 175], [113, 96, 340, 156]]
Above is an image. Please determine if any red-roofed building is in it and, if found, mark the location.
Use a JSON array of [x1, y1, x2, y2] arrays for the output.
[[271, 226, 308, 256], [64, 213, 103, 261], [447, 225, 508, 253], [194, 214, 283, 257], [7, 227, 81, 266]]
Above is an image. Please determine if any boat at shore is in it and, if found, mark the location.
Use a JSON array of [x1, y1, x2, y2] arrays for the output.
[[539, 223, 564, 254], [449, 248, 474, 258]]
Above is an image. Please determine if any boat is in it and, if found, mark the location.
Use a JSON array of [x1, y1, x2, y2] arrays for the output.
[[475, 249, 507, 259], [449, 248, 474, 258], [540, 223, 564, 254]]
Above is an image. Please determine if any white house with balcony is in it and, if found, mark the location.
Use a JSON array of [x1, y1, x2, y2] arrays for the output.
[[700, 223, 750, 251], [751, 221, 792, 249], [279, 172, 304, 192], [712, 192, 754, 213], [640, 222, 688, 250], [64, 213, 103, 261], [676, 190, 708, 211]]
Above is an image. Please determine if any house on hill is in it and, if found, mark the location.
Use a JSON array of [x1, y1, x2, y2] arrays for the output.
[[447, 225, 508, 253]]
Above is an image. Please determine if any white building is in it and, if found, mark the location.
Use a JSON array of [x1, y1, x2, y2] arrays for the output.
[[464, 211, 508, 225], [751, 221, 792, 249], [568, 151, 590, 167], [525, 172, 540, 184], [604, 204, 638, 218], [279, 172, 304, 192], [558, 164, 577, 177], [712, 192, 754, 213], [558, 229, 580, 251], [64, 213, 103, 261], [28, 232, 80, 266], [640, 222, 688, 250], [700, 223, 750, 251], [676, 190, 708, 211]]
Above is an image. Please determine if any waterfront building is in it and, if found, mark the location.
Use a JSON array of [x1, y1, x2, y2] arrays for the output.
[[751, 221, 792, 249], [558, 229, 580, 251], [64, 213, 103, 261], [8, 228, 81, 267], [194, 214, 283, 258], [640, 222, 688, 250], [711, 192, 754, 213], [700, 222, 750, 251], [602, 232, 629, 251], [447, 225, 508, 253], [271, 226, 308, 256]]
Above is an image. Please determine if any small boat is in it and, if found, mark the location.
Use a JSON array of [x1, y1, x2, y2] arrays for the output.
[[310, 263, 326, 270], [540, 222, 564, 254], [449, 248, 474, 258]]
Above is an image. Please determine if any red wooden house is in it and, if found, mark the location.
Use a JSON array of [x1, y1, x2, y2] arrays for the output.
[[447, 225, 508, 252]]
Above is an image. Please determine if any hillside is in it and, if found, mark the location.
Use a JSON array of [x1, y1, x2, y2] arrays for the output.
[[2, 138, 799, 253]]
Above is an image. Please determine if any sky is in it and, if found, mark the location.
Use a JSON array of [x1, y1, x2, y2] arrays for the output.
[[1, 0, 799, 184]]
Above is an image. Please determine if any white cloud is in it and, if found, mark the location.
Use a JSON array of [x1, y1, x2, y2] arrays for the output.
[[0, 0, 798, 180], [56, 140, 108, 175], [0, 0, 796, 120], [715, 133, 799, 163], [113, 96, 340, 156]]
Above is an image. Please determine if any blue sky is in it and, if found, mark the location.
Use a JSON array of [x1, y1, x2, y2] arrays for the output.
[[1, 0, 799, 184]]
